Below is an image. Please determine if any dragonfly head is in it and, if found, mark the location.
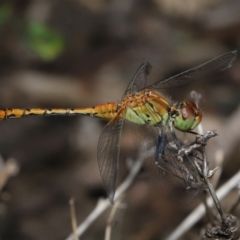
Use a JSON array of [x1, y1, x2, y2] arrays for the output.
[[174, 100, 202, 131]]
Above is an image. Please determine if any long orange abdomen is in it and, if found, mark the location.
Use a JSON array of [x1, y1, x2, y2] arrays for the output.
[[0, 103, 119, 120]]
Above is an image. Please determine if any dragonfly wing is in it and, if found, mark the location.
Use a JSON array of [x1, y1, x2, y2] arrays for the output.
[[123, 60, 152, 97], [131, 123, 202, 198], [158, 130, 203, 191], [148, 50, 237, 89], [97, 118, 124, 203], [132, 124, 186, 189]]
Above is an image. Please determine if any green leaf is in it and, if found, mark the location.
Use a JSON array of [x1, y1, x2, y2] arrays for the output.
[[23, 21, 64, 61]]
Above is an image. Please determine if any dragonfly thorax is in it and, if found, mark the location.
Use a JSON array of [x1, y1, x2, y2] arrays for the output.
[[121, 89, 171, 126], [173, 100, 202, 132]]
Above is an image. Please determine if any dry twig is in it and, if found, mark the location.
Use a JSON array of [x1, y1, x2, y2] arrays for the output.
[[166, 170, 240, 240], [65, 160, 141, 240], [69, 198, 79, 240], [104, 194, 125, 240]]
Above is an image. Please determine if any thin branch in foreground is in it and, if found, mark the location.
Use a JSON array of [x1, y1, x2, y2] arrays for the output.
[[65, 160, 142, 240], [69, 198, 79, 240], [176, 130, 237, 238], [105, 194, 125, 240], [166, 170, 240, 240]]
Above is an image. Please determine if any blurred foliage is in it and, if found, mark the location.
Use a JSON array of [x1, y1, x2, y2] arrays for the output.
[[22, 21, 64, 61], [0, 4, 12, 26], [0, 3, 64, 61]]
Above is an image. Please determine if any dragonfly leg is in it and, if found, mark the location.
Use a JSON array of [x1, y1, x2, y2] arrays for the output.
[[154, 133, 167, 164]]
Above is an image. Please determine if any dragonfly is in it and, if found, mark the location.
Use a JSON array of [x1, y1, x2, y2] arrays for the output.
[[0, 50, 237, 203]]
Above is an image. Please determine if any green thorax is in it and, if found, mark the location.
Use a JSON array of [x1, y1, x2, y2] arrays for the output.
[[121, 90, 171, 126]]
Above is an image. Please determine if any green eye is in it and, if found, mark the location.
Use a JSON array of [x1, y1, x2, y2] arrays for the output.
[[174, 101, 202, 131]]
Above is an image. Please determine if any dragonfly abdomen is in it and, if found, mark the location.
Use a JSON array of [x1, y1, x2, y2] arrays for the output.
[[0, 108, 60, 119], [0, 103, 119, 120], [0, 108, 84, 119]]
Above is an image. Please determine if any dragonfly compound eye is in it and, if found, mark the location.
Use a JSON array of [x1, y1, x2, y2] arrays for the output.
[[173, 100, 202, 132]]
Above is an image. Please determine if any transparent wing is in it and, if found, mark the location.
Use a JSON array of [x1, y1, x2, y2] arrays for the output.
[[131, 121, 203, 197], [148, 50, 237, 89], [132, 125, 185, 188], [123, 60, 152, 97], [97, 60, 151, 203], [156, 131, 203, 191], [97, 118, 124, 203]]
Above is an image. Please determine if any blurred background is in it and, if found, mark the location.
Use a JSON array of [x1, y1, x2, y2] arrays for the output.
[[0, 0, 240, 239]]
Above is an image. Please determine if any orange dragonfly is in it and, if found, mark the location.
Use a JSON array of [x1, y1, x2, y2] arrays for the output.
[[0, 51, 237, 202]]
